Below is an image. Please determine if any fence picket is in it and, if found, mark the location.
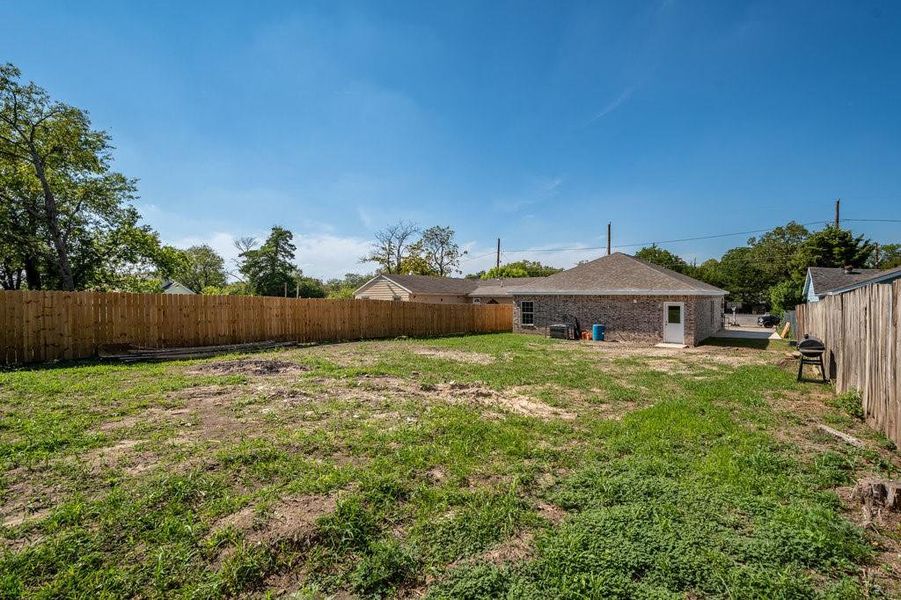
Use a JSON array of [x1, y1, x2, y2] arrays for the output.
[[796, 281, 901, 446], [0, 291, 512, 366]]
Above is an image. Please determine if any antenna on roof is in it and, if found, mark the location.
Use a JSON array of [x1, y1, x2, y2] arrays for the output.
[[496, 238, 501, 270], [606, 222, 612, 256]]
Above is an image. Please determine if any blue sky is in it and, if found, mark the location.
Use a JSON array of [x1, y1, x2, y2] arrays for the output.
[[3, 1, 900, 278]]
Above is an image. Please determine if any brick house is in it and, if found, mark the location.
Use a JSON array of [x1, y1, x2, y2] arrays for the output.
[[510, 253, 727, 346]]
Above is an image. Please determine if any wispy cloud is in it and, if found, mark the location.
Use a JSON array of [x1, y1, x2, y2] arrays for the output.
[[586, 86, 635, 125], [492, 175, 565, 214]]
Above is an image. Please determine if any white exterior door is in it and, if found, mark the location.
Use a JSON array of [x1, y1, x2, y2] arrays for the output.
[[663, 302, 684, 344]]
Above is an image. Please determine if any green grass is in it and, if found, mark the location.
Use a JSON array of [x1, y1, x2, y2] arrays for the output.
[[0, 333, 894, 598]]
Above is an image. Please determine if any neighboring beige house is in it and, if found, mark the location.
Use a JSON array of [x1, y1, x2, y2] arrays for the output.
[[510, 253, 728, 346], [353, 274, 543, 304]]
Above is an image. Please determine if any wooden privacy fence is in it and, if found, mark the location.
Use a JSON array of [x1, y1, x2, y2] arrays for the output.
[[796, 280, 901, 446], [0, 291, 513, 365]]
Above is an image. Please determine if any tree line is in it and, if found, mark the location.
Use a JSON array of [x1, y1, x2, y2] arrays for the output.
[[634, 222, 899, 313]]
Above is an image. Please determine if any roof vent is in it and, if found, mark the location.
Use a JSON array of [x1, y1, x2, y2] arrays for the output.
[[843, 265, 855, 274]]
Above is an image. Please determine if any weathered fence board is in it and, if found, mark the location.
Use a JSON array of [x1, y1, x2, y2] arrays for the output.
[[796, 280, 901, 446], [0, 291, 513, 365]]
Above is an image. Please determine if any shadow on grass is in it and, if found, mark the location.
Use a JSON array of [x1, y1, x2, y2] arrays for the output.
[[702, 337, 792, 351]]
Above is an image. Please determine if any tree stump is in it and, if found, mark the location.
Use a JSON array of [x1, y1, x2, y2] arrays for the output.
[[853, 478, 901, 524]]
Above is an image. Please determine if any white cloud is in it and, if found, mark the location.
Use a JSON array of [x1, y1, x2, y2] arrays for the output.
[[491, 175, 566, 214], [295, 233, 373, 280], [586, 86, 635, 125], [167, 230, 373, 281]]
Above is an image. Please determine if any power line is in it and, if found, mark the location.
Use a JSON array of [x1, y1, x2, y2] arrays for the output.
[[460, 216, 898, 266], [845, 218, 901, 223], [500, 221, 827, 254]]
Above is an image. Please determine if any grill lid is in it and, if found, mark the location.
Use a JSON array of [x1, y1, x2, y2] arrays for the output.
[[798, 334, 825, 355]]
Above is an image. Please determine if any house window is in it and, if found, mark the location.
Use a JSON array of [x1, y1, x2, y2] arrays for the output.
[[393, 295, 401, 301], [667, 304, 682, 324], [521, 301, 535, 325]]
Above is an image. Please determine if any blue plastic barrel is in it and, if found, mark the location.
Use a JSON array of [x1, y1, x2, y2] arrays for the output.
[[592, 324, 605, 341]]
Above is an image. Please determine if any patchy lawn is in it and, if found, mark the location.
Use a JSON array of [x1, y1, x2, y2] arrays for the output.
[[0, 333, 898, 598]]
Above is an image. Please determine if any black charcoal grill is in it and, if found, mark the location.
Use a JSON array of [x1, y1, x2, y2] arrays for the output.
[[797, 334, 828, 382]]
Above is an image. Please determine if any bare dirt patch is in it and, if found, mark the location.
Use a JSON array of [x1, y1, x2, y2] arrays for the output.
[[536, 500, 566, 524], [426, 382, 576, 420], [412, 348, 495, 365], [0, 468, 58, 529], [189, 359, 308, 376], [81, 439, 158, 475], [213, 493, 337, 546], [481, 530, 534, 564]]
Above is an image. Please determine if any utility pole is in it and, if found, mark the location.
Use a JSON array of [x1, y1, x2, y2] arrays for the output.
[[834, 198, 840, 229], [284, 282, 288, 297], [606, 222, 612, 256], [496, 238, 501, 270]]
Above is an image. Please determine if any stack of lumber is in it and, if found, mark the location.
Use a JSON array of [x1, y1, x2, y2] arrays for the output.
[[100, 340, 298, 362]]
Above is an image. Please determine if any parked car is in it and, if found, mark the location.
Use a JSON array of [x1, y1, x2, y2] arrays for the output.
[[757, 313, 781, 328]]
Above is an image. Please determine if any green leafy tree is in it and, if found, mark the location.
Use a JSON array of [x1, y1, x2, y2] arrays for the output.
[[173, 245, 227, 293], [793, 225, 874, 272], [324, 273, 373, 298], [716, 247, 769, 306], [479, 260, 563, 279], [634, 245, 692, 274], [769, 279, 804, 315], [238, 226, 299, 296], [746, 221, 810, 285], [295, 275, 327, 298], [693, 259, 725, 289], [398, 250, 437, 276], [0, 63, 143, 290], [412, 226, 466, 276]]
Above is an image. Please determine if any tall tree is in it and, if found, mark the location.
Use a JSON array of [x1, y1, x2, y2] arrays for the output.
[[715, 247, 769, 306], [793, 225, 874, 272], [173, 245, 227, 293], [746, 221, 810, 284], [361, 221, 419, 274], [238, 226, 298, 296], [0, 63, 138, 290], [412, 226, 466, 277], [634, 245, 692, 274]]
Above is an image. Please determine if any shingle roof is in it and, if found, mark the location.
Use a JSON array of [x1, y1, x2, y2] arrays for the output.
[[510, 252, 727, 296], [816, 265, 901, 296], [373, 274, 480, 295], [468, 277, 546, 297], [807, 266, 885, 296], [356, 274, 550, 297]]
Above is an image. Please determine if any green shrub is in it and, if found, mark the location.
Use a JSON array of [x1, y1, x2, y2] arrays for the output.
[[830, 390, 864, 420]]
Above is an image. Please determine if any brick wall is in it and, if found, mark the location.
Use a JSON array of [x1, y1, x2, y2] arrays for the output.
[[690, 297, 723, 345], [512, 294, 724, 346]]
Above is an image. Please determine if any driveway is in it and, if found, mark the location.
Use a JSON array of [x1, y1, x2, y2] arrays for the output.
[[714, 326, 781, 340]]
